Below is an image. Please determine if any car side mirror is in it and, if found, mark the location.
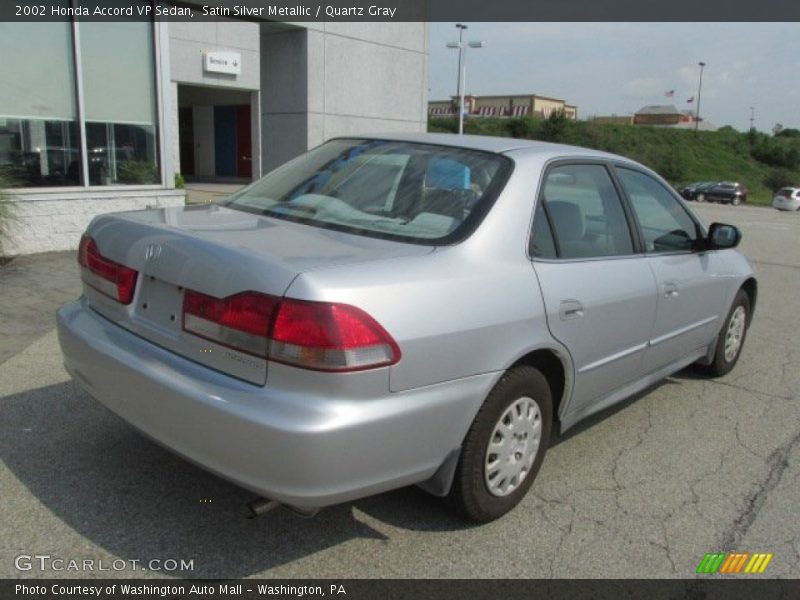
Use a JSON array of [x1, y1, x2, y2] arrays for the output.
[[705, 222, 741, 250]]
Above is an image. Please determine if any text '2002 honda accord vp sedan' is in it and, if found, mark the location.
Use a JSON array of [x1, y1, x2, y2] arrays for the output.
[[57, 134, 756, 522]]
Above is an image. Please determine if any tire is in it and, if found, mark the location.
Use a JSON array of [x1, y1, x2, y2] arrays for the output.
[[696, 193, 706, 202], [732, 196, 742, 206], [448, 365, 553, 523], [698, 289, 751, 377]]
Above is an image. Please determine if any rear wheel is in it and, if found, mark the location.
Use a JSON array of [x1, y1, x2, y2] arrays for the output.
[[448, 366, 552, 523], [698, 289, 751, 377], [696, 193, 706, 202]]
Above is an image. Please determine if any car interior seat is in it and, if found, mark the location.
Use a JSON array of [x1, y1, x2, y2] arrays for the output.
[[546, 200, 599, 259]]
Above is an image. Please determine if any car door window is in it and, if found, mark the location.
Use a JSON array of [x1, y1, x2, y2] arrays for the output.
[[535, 163, 634, 259], [616, 168, 699, 253]]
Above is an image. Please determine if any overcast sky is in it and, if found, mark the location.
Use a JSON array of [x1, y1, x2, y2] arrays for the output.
[[429, 23, 800, 132]]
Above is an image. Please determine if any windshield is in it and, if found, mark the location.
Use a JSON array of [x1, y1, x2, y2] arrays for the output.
[[223, 139, 512, 245]]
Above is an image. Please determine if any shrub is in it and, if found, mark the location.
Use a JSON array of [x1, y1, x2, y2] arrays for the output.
[[764, 168, 795, 192], [174, 172, 185, 189], [540, 110, 570, 142], [117, 160, 159, 184]]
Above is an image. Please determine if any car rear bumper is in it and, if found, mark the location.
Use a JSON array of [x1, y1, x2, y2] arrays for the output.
[[57, 299, 495, 508], [773, 198, 800, 211]]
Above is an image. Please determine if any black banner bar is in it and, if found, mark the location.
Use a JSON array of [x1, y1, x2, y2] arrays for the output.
[[1, 0, 799, 22], [4, 579, 800, 600]]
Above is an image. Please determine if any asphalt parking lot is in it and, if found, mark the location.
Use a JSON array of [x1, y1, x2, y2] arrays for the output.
[[0, 202, 798, 579]]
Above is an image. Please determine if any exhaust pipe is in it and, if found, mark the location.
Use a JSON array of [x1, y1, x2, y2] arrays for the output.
[[246, 498, 281, 518], [246, 497, 319, 519]]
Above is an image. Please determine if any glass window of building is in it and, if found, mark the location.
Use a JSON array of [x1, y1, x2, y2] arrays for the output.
[[79, 22, 160, 186], [0, 18, 81, 187]]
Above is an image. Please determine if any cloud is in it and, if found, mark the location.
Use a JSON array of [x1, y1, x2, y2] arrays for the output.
[[625, 77, 667, 98]]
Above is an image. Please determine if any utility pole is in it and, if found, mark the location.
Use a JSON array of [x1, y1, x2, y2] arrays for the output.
[[749, 106, 755, 131]]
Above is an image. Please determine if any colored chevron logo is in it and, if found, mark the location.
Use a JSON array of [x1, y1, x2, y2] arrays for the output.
[[696, 552, 773, 574]]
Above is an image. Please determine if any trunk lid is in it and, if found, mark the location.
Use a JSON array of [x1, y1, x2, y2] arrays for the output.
[[82, 204, 433, 384]]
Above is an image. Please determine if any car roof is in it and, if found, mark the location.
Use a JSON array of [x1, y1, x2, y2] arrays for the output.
[[350, 132, 625, 162]]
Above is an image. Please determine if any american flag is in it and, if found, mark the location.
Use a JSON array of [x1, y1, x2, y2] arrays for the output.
[[664, 90, 675, 98]]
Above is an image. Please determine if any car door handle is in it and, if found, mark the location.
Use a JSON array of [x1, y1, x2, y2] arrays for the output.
[[559, 299, 584, 320], [663, 282, 679, 298]]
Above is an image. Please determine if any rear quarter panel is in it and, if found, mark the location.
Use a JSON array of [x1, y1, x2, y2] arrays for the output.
[[285, 151, 564, 393]]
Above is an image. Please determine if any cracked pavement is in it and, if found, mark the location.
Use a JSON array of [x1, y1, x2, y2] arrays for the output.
[[0, 203, 798, 579]]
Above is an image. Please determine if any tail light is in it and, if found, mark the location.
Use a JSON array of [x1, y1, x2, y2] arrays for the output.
[[78, 235, 138, 304], [182, 290, 400, 371], [270, 299, 400, 371]]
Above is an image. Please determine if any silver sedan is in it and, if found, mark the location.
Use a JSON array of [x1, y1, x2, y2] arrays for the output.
[[57, 133, 756, 522]]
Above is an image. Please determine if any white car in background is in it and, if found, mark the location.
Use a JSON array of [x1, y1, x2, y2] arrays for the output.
[[772, 187, 800, 211]]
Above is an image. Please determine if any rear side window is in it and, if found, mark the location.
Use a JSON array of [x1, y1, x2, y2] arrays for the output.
[[533, 163, 634, 259], [616, 168, 699, 253], [224, 139, 511, 245]]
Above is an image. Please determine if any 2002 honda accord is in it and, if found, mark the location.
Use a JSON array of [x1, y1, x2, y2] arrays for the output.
[[57, 133, 756, 522]]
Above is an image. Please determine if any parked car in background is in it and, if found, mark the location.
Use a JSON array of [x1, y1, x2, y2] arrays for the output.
[[680, 181, 717, 201], [57, 134, 757, 523], [772, 187, 800, 211], [705, 182, 748, 205]]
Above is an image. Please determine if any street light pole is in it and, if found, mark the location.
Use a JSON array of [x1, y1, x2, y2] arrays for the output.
[[749, 106, 755, 131], [695, 61, 706, 133], [455, 24, 466, 135], [447, 25, 484, 135]]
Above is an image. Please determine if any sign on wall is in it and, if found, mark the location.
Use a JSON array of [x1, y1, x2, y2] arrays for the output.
[[203, 51, 241, 75]]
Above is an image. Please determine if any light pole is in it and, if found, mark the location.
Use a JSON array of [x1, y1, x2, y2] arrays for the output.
[[749, 106, 755, 131], [695, 61, 706, 133], [447, 25, 484, 135]]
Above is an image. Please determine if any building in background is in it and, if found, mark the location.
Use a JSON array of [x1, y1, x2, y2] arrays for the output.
[[588, 115, 635, 126], [589, 105, 717, 131], [429, 93, 577, 120], [0, 18, 429, 255]]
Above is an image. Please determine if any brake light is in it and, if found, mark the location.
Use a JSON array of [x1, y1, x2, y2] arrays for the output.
[[270, 299, 400, 371], [181, 290, 400, 371], [77, 235, 138, 304]]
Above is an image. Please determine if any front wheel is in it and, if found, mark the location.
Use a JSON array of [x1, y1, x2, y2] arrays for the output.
[[698, 289, 751, 377], [447, 366, 552, 523], [696, 193, 706, 202], [732, 196, 742, 206]]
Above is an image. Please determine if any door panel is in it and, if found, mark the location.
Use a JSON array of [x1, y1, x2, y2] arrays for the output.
[[236, 104, 252, 178], [178, 106, 194, 175], [534, 258, 658, 412], [643, 253, 732, 372], [612, 167, 732, 372], [530, 162, 658, 414]]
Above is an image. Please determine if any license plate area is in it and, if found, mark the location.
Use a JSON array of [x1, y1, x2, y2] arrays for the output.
[[134, 276, 185, 335]]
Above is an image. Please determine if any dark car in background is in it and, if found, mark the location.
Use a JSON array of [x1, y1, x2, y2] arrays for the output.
[[680, 181, 717, 202], [705, 182, 748, 205]]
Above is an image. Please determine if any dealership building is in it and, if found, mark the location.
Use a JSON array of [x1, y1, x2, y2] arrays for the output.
[[0, 18, 429, 255]]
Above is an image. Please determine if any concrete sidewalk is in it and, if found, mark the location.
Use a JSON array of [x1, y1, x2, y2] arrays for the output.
[[0, 252, 80, 366], [184, 183, 246, 205]]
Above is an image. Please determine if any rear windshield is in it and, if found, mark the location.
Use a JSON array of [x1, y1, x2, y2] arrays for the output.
[[223, 139, 512, 245]]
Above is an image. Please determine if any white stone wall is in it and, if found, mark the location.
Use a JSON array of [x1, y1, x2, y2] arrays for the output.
[[260, 23, 430, 172], [2, 190, 186, 256]]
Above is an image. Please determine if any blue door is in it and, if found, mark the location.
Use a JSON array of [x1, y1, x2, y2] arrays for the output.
[[214, 106, 237, 177]]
